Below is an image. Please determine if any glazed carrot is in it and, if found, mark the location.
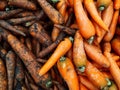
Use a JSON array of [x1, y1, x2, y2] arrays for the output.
[[0, 20, 26, 36], [115, 27, 120, 35], [57, 57, 79, 90], [111, 37, 120, 56], [0, 58, 7, 90], [85, 61, 111, 89], [96, 2, 114, 43], [74, 0, 95, 39], [80, 83, 88, 90], [79, 75, 98, 90], [6, 51, 16, 90], [37, 0, 64, 24], [103, 10, 119, 41], [84, 0, 108, 31], [0, 1, 7, 11], [84, 41, 110, 68], [73, 31, 87, 73], [114, 0, 120, 10], [38, 37, 72, 76], [0, 9, 23, 19], [96, 0, 112, 11], [8, 0, 37, 10]]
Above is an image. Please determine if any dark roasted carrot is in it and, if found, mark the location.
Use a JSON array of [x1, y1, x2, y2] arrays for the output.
[[37, 0, 64, 24], [57, 57, 79, 90], [8, 0, 37, 10], [74, 0, 95, 39], [38, 37, 72, 76], [6, 51, 16, 90], [0, 9, 23, 19], [103, 10, 119, 41], [73, 31, 87, 73], [0, 58, 7, 90]]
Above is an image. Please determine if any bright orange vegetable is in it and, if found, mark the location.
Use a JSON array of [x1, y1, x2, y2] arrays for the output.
[[114, 0, 120, 10]]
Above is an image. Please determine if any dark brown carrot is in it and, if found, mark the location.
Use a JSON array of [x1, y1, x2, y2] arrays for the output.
[[8, 0, 37, 10], [7, 16, 37, 25], [0, 1, 7, 11], [6, 51, 16, 90], [0, 9, 23, 19], [29, 22, 52, 47], [0, 58, 7, 90], [1, 30, 53, 89], [0, 21, 26, 36], [36, 58, 47, 64], [25, 38, 32, 51], [25, 76, 32, 90], [37, 0, 64, 24], [0, 45, 7, 59]]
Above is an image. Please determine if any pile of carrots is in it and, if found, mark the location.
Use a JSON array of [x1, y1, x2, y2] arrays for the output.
[[0, 0, 120, 90]]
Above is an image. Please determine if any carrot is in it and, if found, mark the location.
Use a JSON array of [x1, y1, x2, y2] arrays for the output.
[[0, 9, 23, 19], [0, 20, 26, 36], [1, 30, 53, 89], [30, 83, 39, 90], [79, 75, 98, 90], [85, 61, 111, 89], [8, 0, 37, 10], [111, 53, 120, 61], [73, 31, 87, 73], [0, 45, 7, 59], [51, 27, 60, 41], [111, 37, 120, 56], [0, 1, 7, 11], [6, 51, 16, 90], [25, 38, 32, 51], [38, 37, 72, 76], [96, 0, 112, 11], [102, 72, 113, 80], [29, 22, 52, 47], [103, 10, 119, 41], [80, 83, 88, 90], [115, 26, 120, 35], [96, 1, 114, 43], [57, 57, 79, 90], [84, 41, 110, 68], [37, 0, 64, 24], [0, 58, 7, 90], [67, 0, 74, 7], [103, 42, 120, 89], [74, 0, 95, 39], [84, 0, 108, 31], [114, 0, 120, 10]]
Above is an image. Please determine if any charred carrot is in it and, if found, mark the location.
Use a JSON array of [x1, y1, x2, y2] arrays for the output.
[[73, 31, 87, 73], [8, 0, 37, 10], [6, 51, 16, 90], [0, 58, 7, 90], [103, 10, 119, 41], [84, 0, 108, 31], [0, 9, 23, 19], [84, 41, 110, 68], [114, 0, 120, 10], [37, 0, 64, 24], [57, 57, 79, 90], [96, 0, 112, 11], [74, 0, 95, 39], [38, 37, 72, 76]]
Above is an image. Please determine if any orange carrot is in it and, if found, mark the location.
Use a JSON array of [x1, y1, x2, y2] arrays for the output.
[[38, 37, 72, 76], [103, 10, 119, 41], [80, 83, 88, 90], [74, 0, 95, 39], [85, 61, 111, 89], [84, 41, 110, 68], [57, 57, 79, 90], [73, 31, 87, 73], [84, 0, 108, 31], [114, 0, 120, 10], [67, 0, 74, 7]]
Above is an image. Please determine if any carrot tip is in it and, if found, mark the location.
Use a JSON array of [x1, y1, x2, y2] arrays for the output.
[[78, 66, 85, 73], [87, 36, 94, 44], [60, 56, 66, 61], [98, 5, 105, 11], [46, 80, 52, 88]]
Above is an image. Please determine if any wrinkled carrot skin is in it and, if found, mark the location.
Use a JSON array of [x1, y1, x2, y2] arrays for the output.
[[96, 2, 114, 43], [0, 58, 7, 90], [73, 31, 87, 73], [57, 57, 79, 90], [79, 75, 98, 90], [37, 0, 64, 24], [38, 37, 72, 76], [8, 0, 37, 10], [84, 0, 108, 31], [84, 41, 110, 68], [114, 0, 120, 10], [74, 0, 95, 39], [85, 61, 108, 89], [111, 37, 120, 56], [6, 51, 16, 90], [103, 10, 119, 41], [0, 9, 23, 19], [0, 1, 7, 11]]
